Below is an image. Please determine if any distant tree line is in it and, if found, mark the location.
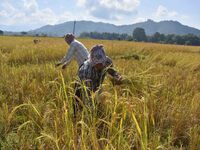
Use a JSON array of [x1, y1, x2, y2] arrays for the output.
[[80, 32, 133, 41], [0, 30, 3, 35], [79, 28, 200, 46], [147, 32, 200, 46]]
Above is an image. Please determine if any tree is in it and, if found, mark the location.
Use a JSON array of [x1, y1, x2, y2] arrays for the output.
[[0, 30, 3, 35], [79, 32, 131, 41], [151, 32, 165, 43], [21, 31, 27, 35], [183, 34, 200, 46], [164, 34, 175, 44], [132, 28, 147, 42], [174, 35, 185, 45]]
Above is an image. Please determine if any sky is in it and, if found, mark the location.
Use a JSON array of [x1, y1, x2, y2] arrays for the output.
[[0, 0, 199, 31]]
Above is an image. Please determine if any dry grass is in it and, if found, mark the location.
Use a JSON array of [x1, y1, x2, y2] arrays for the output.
[[0, 36, 200, 149]]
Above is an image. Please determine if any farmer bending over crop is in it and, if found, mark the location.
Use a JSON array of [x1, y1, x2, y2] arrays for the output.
[[55, 33, 89, 70], [75, 45, 122, 108]]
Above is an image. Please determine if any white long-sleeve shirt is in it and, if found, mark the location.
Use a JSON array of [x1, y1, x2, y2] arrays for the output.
[[60, 39, 89, 67]]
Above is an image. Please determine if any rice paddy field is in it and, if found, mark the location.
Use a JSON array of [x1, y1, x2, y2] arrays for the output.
[[0, 36, 200, 150]]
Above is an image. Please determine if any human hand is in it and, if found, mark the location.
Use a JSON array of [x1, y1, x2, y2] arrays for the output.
[[115, 74, 122, 81], [113, 74, 123, 85]]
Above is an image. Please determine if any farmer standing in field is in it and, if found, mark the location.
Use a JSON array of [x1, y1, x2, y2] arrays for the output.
[[75, 45, 122, 107], [55, 33, 89, 70]]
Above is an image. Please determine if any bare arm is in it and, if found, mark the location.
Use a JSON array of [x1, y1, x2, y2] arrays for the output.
[[56, 45, 76, 68], [105, 57, 122, 81], [60, 45, 75, 66]]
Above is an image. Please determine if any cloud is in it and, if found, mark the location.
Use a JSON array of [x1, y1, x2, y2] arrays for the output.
[[156, 5, 168, 18], [132, 17, 146, 23], [0, 10, 8, 17], [0, 0, 74, 28], [76, 0, 140, 20], [155, 5, 182, 19], [23, 0, 38, 14], [100, 0, 140, 12], [31, 8, 58, 25], [0, 0, 144, 30], [77, 0, 86, 7], [1, 1, 16, 15], [56, 11, 75, 23]]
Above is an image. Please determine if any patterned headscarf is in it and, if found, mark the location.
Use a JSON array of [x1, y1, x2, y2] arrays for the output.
[[89, 45, 107, 66]]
